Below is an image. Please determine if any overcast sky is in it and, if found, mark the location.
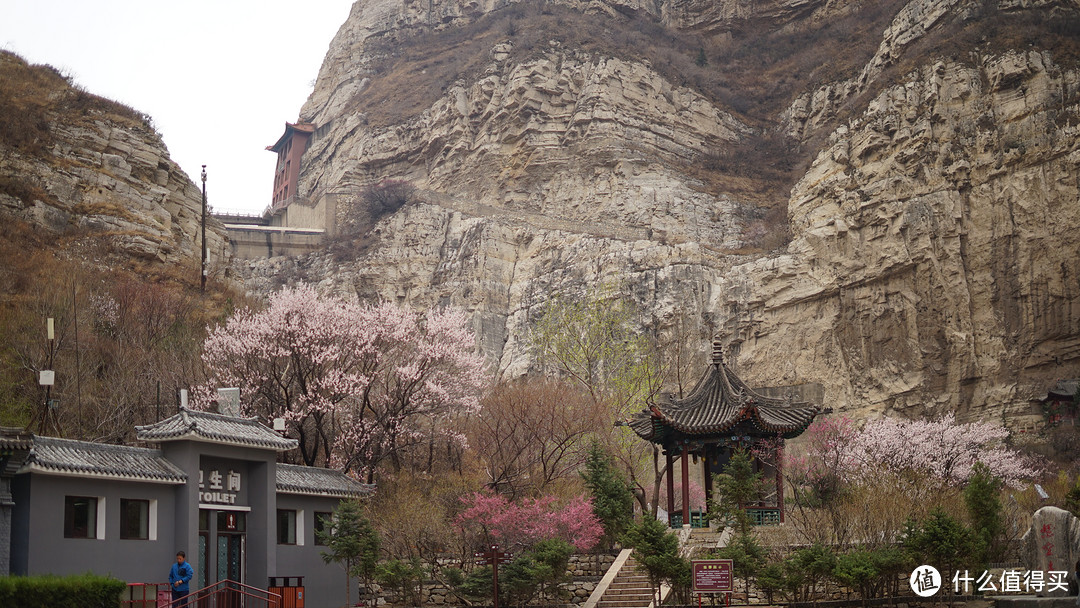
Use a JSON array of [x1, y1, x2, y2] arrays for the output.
[[1, 1, 354, 214]]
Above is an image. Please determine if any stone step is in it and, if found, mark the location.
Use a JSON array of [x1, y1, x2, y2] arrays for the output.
[[608, 581, 651, 588], [598, 599, 655, 608], [604, 586, 655, 595]]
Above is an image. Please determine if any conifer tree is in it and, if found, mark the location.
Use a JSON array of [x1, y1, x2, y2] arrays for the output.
[[319, 499, 381, 608], [581, 443, 634, 547]]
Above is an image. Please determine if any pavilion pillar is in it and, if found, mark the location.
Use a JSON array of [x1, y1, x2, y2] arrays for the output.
[[665, 450, 674, 524], [702, 445, 713, 518], [681, 446, 690, 527], [776, 443, 785, 524]]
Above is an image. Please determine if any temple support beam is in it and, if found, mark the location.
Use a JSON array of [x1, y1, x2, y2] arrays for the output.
[[666, 450, 674, 520], [777, 443, 784, 524], [702, 445, 712, 519], [681, 446, 690, 527]]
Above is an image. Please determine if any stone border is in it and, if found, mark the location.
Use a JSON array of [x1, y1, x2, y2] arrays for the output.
[[582, 548, 635, 608]]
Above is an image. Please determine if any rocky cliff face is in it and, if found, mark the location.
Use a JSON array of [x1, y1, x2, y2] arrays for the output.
[[0, 51, 228, 268], [721, 50, 1080, 423], [253, 0, 1080, 423]]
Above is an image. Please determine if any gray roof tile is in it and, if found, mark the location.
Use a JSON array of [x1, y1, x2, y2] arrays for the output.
[[631, 353, 825, 442], [22, 436, 187, 484], [276, 463, 374, 498], [136, 409, 298, 451]]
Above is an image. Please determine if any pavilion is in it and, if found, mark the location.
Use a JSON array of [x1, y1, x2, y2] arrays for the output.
[[629, 340, 826, 527]]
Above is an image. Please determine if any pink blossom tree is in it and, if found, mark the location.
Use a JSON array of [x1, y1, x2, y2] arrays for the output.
[[456, 492, 603, 552], [848, 413, 1037, 488], [787, 414, 1037, 491], [198, 284, 486, 477]]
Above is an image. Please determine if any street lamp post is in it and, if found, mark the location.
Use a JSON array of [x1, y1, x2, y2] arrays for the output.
[[200, 164, 207, 292]]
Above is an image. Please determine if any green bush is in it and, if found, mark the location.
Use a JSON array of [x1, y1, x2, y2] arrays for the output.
[[830, 546, 912, 601], [0, 573, 126, 608], [964, 462, 1003, 564], [457, 539, 575, 607], [903, 507, 979, 575], [622, 518, 690, 603]]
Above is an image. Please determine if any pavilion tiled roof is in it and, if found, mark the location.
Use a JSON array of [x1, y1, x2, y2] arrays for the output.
[[275, 463, 375, 498], [630, 341, 824, 442], [135, 409, 298, 451], [20, 436, 187, 484]]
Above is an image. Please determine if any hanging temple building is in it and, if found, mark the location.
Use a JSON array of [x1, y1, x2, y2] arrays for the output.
[[630, 340, 828, 527]]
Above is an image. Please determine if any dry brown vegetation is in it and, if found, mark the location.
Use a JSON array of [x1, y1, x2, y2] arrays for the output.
[[0, 51, 153, 164], [0, 218, 246, 442]]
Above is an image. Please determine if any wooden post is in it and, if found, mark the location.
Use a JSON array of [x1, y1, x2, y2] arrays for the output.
[[681, 446, 690, 527], [666, 450, 675, 524], [703, 445, 713, 514], [776, 443, 784, 524]]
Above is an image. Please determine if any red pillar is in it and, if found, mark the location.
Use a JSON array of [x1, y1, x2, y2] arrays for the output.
[[666, 450, 675, 524], [703, 445, 713, 516], [776, 443, 785, 524], [681, 446, 690, 527]]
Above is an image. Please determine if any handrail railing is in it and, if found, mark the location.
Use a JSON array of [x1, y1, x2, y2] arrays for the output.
[[122, 582, 170, 608], [168, 579, 282, 608]]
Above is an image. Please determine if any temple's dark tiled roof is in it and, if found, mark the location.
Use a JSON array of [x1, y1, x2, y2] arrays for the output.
[[136, 409, 298, 451], [1038, 379, 1078, 402], [630, 342, 825, 442], [276, 463, 374, 498], [21, 436, 187, 484]]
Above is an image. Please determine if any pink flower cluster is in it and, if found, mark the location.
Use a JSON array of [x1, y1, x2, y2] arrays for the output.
[[787, 414, 1038, 489], [197, 284, 486, 474], [456, 492, 603, 552]]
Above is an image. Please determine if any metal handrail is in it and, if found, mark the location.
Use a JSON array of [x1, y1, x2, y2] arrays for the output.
[[168, 579, 282, 608]]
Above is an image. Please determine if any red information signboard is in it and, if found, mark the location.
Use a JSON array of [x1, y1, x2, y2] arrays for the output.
[[692, 559, 734, 593]]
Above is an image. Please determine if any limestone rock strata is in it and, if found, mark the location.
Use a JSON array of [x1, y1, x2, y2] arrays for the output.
[[0, 60, 228, 266], [717, 51, 1080, 422], [244, 201, 735, 376], [301, 50, 751, 248], [280, 0, 1080, 423]]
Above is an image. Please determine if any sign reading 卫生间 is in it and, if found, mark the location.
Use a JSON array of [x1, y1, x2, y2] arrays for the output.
[[692, 559, 733, 593], [198, 458, 248, 506]]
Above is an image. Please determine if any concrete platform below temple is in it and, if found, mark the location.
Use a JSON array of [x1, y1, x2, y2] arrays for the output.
[[990, 596, 1079, 608]]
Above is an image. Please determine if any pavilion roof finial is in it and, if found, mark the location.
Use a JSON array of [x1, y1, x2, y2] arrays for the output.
[[711, 338, 723, 366]]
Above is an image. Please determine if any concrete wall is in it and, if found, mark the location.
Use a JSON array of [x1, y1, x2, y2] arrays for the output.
[[10, 440, 352, 607], [275, 494, 350, 608], [269, 194, 337, 235], [224, 226, 325, 259], [161, 441, 278, 591], [10, 474, 179, 582]]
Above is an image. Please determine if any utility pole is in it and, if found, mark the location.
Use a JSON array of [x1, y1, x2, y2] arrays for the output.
[[200, 164, 207, 292], [30, 317, 59, 435]]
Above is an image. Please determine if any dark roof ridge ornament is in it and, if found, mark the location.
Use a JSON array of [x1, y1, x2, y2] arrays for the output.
[[711, 338, 724, 367]]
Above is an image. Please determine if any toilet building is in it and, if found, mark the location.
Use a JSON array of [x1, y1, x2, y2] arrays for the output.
[[8, 409, 372, 608]]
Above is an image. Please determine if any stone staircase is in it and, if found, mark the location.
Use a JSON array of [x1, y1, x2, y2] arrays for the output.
[[584, 526, 732, 608], [685, 525, 730, 554], [595, 555, 657, 608]]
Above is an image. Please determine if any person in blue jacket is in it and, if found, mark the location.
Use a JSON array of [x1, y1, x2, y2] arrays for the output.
[[169, 551, 194, 607]]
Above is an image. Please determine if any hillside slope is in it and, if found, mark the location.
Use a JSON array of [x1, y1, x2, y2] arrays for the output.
[[0, 51, 234, 440]]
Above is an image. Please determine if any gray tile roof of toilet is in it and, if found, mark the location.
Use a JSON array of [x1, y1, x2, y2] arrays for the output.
[[21, 436, 187, 484], [135, 408, 298, 451], [0, 427, 32, 450], [276, 463, 375, 498]]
